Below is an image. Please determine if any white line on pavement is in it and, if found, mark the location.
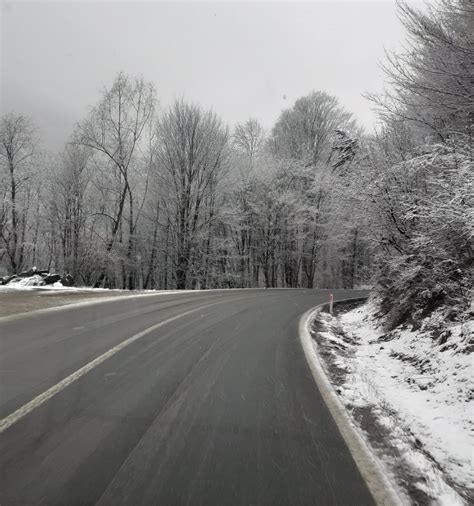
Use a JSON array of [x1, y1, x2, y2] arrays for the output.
[[299, 303, 403, 506], [0, 298, 233, 434]]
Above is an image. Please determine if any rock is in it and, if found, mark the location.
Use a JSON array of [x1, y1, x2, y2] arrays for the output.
[[17, 271, 32, 278], [18, 267, 40, 277], [61, 274, 74, 287], [446, 308, 459, 321], [44, 274, 61, 285]]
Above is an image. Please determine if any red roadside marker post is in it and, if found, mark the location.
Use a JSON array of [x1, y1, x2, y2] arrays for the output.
[[329, 293, 334, 314]]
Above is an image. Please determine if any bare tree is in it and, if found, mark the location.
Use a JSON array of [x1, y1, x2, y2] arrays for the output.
[[0, 113, 36, 273], [154, 100, 229, 289], [233, 118, 265, 165], [367, 0, 474, 142], [75, 72, 156, 287], [49, 144, 92, 280]]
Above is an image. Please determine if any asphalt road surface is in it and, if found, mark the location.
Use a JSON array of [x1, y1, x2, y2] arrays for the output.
[[0, 288, 374, 506]]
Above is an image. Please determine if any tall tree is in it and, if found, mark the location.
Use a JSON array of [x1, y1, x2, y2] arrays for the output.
[[75, 72, 156, 287], [270, 91, 357, 287], [233, 118, 265, 165], [368, 0, 474, 143], [0, 113, 36, 273], [154, 100, 229, 289], [50, 144, 92, 281]]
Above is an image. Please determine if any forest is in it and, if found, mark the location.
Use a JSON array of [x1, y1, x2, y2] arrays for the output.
[[1, 0, 472, 322]]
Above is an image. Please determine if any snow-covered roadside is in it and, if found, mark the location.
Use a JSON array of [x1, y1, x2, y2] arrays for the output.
[[0, 275, 201, 294], [311, 302, 473, 505], [0, 281, 104, 293], [0, 281, 157, 293]]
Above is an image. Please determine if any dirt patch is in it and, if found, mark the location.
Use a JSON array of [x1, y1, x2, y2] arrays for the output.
[[351, 405, 433, 506], [0, 289, 140, 318], [332, 299, 366, 317], [311, 300, 364, 388]]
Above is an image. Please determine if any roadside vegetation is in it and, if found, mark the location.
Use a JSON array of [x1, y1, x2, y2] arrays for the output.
[[1, 0, 472, 320], [304, 1, 472, 501]]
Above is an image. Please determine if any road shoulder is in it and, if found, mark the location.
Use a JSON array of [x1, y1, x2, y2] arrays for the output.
[[299, 303, 404, 506]]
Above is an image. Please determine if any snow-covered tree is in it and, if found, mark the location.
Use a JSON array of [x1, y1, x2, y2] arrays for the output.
[[0, 113, 37, 273]]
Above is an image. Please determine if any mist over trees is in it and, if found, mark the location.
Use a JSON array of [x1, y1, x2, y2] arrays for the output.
[[1, 1, 472, 320], [1, 80, 367, 290]]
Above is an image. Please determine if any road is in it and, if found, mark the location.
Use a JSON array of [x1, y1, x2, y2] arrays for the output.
[[0, 288, 374, 505]]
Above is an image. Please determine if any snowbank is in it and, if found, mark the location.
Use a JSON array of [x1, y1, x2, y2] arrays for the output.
[[0, 268, 74, 289], [6, 275, 47, 287]]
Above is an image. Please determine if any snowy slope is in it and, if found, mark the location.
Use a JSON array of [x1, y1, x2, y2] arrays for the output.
[[312, 302, 473, 505]]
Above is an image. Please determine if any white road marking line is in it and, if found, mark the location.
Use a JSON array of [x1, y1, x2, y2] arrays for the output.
[[0, 299, 231, 434], [299, 303, 403, 506]]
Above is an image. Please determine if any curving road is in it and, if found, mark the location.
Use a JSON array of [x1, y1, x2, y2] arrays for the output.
[[0, 289, 374, 505]]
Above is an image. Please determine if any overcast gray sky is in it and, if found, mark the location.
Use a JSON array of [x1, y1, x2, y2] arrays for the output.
[[1, 1, 419, 151]]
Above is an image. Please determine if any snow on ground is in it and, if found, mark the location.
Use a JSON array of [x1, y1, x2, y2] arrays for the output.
[[312, 302, 473, 505], [6, 275, 50, 287], [0, 283, 108, 293], [0, 284, 201, 297], [0, 281, 182, 293]]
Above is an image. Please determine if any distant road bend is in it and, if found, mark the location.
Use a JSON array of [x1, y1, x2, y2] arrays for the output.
[[0, 288, 374, 505]]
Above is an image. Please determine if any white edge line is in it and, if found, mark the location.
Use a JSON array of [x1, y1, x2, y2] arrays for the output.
[[0, 298, 227, 434], [0, 287, 299, 324], [299, 300, 405, 506], [0, 290, 200, 324]]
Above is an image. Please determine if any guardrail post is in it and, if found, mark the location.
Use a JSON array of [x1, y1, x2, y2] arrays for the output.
[[329, 293, 334, 314]]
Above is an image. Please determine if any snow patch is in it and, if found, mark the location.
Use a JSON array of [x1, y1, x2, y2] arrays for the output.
[[312, 302, 473, 504], [6, 275, 46, 287]]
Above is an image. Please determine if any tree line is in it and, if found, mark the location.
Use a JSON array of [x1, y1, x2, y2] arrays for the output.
[[0, 79, 368, 290], [1, 1, 472, 320]]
